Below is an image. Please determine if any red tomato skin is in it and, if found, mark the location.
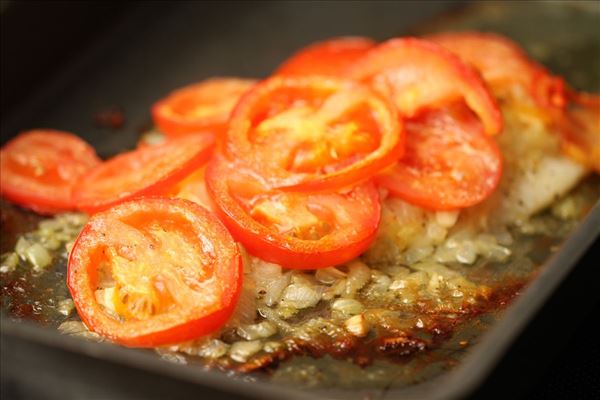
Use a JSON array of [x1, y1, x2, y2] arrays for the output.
[[225, 75, 404, 192], [276, 36, 376, 77], [346, 37, 503, 136], [376, 104, 503, 211], [205, 158, 381, 269], [428, 31, 567, 109], [0, 130, 100, 214], [67, 197, 242, 347], [152, 78, 256, 138], [73, 134, 215, 214], [219, 208, 378, 270]]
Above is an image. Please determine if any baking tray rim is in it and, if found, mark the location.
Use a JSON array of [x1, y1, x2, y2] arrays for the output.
[[2, 200, 599, 400]]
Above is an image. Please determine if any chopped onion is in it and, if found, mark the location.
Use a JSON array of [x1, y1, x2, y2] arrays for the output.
[[332, 299, 364, 318], [12, 213, 89, 274], [41, 236, 62, 251], [433, 245, 457, 264], [379, 264, 410, 279], [0, 252, 19, 273], [15, 237, 31, 261], [484, 244, 512, 262], [252, 259, 282, 288], [369, 271, 392, 293], [280, 283, 321, 309], [435, 211, 459, 228], [198, 339, 229, 359], [252, 259, 290, 306], [25, 243, 52, 271], [344, 314, 369, 337], [322, 279, 346, 301], [412, 261, 459, 278], [57, 299, 75, 316], [257, 305, 292, 333], [237, 321, 277, 340], [315, 267, 347, 284], [263, 272, 290, 307], [427, 272, 445, 293], [344, 260, 371, 297], [263, 341, 283, 353], [403, 244, 434, 264], [426, 222, 447, 243], [455, 241, 478, 264], [389, 279, 406, 290], [229, 340, 262, 363], [156, 350, 187, 364]]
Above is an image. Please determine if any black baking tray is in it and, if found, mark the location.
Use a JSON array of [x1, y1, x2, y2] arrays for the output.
[[1, 2, 599, 399]]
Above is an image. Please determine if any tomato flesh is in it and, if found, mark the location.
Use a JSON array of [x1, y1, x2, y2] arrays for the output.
[[0, 130, 100, 214], [347, 37, 502, 136], [67, 197, 242, 347], [377, 103, 502, 210], [206, 157, 381, 269], [276, 36, 376, 77], [226, 75, 403, 191], [73, 134, 214, 213], [152, 78, 256, 138], [428, 32, 566, 109], [170, 166, 216, 212]]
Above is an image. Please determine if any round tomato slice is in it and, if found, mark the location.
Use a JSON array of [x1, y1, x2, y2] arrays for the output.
[[346, 37, 502, 136], [205, 157, 381, 269], [275, 36, 376, 77], [226, 75, 403, 191], [73, 134, 215, 213], [428, 32, 566, 109], [152, 77, 257, 138], [67, 197, 242, 347], [0, 130, 100, 214], [376, 103, 502, 210]]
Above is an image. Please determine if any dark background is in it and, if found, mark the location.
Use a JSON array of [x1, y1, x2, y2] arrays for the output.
[[1, 1, 599, 399]]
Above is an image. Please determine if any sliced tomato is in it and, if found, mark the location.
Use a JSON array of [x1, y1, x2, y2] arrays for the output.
[[205, 157, 380, 269], [225, 75, 403, 191], [346, 37, 502, 136], [0, 130, 100, 214], [376, 103, 502, 210], [428, 32, 566, 109], [555, 91, 600, 172], [152, 78, 256, 138], [73, 134, 214, 213], [275, 36, 376, 77], [170, 166, 216, 212], [67, 197, 242, 347]]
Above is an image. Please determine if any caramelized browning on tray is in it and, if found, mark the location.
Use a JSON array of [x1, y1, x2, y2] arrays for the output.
[[225, 281, 524, 373]]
